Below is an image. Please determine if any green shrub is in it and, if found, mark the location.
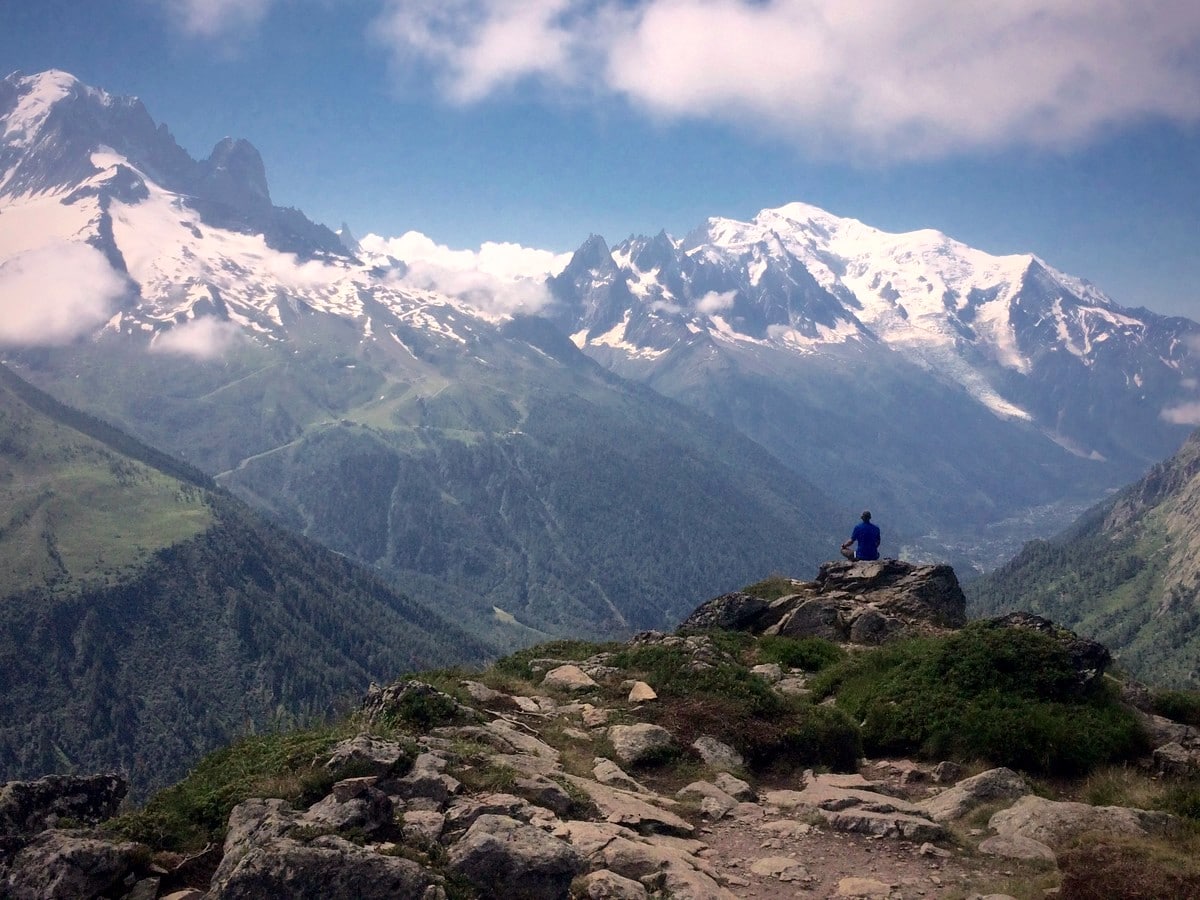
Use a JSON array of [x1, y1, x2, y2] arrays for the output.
[[1151, 689, 1200, 728], [811, 624, 1147, 776], [387, 686, 464, 731], [610, 644, 782, 716], [1160, 780, 1200, 823], [108, 723, 358, 850], [739, 703, 862, 775], [757, 635, 845, 672]]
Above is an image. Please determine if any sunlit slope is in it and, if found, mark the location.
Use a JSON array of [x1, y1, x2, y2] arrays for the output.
[[0, 362, 212, 591]]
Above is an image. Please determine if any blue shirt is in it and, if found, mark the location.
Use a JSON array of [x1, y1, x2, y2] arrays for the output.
[[851, 521, 881, 560]]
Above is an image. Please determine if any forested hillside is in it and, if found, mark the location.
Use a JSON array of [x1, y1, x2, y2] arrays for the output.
[[0, 365, 493, 794]]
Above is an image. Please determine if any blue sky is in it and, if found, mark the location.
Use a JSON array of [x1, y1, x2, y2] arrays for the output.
[[3, 0, 1199, 316]]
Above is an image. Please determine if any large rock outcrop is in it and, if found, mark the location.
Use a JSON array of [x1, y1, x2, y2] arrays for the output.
[[680, 559, 967, 644]]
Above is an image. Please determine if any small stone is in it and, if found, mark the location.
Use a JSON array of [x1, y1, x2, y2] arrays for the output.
[[461, 680, 502, 702], [919, 842, 951, 858], [836, 876, 895, 898], [750, 856, 808, 878], [750, 663, 783, 682], [628, 681, 658, 702], [581, 705, 611, 729], [713, 773, 755, 801], [931, 761, 965, 784]]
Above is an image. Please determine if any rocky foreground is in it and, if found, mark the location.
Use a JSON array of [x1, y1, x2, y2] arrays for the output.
[[3, 560, 1199, 899]]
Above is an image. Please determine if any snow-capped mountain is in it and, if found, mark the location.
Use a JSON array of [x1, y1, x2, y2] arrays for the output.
[[554, 201, 1199, 457], [0, 69, 840, 639], [548, 204, 1200, 566], [0, 70, 504, 359]]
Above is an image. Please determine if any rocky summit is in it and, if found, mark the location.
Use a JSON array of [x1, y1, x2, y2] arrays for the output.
[[2, 563, 1200, 899], [681, 559, 968, 644]]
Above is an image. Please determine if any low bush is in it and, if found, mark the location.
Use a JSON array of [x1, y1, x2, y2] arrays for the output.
[[609, 644, 781, 716], [810, 623, 1147, 776], [741, 574, 801, 602], [756, 635, 845, 672], [1151, 689, 1200, 728], [108, 723, 360, 850]]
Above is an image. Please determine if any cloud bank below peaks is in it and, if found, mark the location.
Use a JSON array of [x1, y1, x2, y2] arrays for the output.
[[373, 0, 1200, 159], [0, 243, 127, 347], [359, 231, 571, 317]]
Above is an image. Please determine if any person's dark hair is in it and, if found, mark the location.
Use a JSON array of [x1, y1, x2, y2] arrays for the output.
[[861, 510, 871, 521]]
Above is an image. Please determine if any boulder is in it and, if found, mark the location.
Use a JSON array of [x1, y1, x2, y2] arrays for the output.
[[594, 759, 649, 794], [300, 778, 394, 834], [562, 775, 694, 836], [977, 833, 1057, 862], [677, 591, 769, 632], [0, 774, 127, 841], [360, 680, 477, 727], [815, 559, 966, 628], [210, 834, 433, 899], [4, 830, 146, 900], [675, 782, 737, 819], [542, 665, 599, 692], [577, 868, 649, 899], [447, 814, 584, 900], [988, 795, 1175, 850], [690, 735, 743, 771], [919, 767, 1029, 822], [513, 775, 574, 817], [607, 724, 676, 767], [684, 559, 968, 645], [324, 734, 410, 778], [442, 793, 542, 837], [713, 773, 754, 802], [1153, 741, 1199, 777], [627, 681, 657, 702]]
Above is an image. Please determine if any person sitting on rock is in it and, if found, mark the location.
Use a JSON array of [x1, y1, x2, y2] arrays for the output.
[[841, 510, 881, 561]]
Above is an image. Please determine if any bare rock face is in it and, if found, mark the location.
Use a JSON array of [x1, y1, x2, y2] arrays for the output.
[[919, 767, 1030, 823], [988, 795, 1175, 851], [207, 798, 434, 900], [0, 774, 127, 841], [4, 830, 147, 900], [680, 559, 967, 645], [678, 591, 769, 632], [447, 813, 585, 900]]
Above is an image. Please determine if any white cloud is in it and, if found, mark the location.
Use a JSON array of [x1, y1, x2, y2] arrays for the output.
[[359, 230, 571, 316], [0, 243, 126, 346], [697, 289, 736, 314], [373, 0, 1200, 158], [150, 317, 242, 359], [157, 0, 275, 37], [372, 0, 589, 102], [1162, 401, 1200, 426]]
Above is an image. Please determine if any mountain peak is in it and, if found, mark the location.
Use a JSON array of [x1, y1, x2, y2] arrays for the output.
[[1, 68, 110, 148]]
